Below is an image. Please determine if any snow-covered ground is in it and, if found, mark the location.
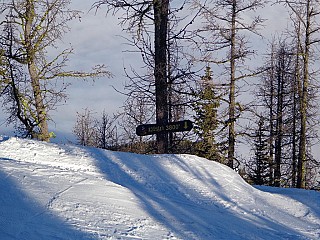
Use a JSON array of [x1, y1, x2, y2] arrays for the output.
[[0, 136, 319, 239]]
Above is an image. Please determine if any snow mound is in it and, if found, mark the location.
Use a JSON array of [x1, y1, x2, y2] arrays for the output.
[[0, 137, 319, 239]]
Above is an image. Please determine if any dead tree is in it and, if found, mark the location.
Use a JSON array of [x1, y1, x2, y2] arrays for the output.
[[193, 0, 267, 168]]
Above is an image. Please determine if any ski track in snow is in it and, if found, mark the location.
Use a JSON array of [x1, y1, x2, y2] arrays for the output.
[[0, 136, 319, 239]]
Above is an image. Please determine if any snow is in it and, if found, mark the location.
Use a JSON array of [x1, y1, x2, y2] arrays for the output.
[[0, 136, 319, 239]]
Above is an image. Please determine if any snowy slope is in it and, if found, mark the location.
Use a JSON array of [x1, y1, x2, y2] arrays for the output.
[[0, 136, 319, 240]]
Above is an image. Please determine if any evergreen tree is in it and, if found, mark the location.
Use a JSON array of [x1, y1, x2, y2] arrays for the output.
[[193, 66, 222, 162], [250, 117, 270, 185], [193, 0, 267, 168]]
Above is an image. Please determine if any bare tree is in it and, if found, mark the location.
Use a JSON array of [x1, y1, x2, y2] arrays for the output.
[[94, 110, 120, 150], [193, 0, 267, 168], [254, 33, 319, 188], [0, 0, 110, 141], [93, 0, 199, 154], [279, 0, 320, 188], [73, 108, 97, 146], [119, 92, 156, 153], [273, 43, 295, 187], [93, 0, 169, 152]]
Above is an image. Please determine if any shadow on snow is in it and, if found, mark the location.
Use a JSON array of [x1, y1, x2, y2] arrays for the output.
[[255, 185, 320, 221], [89, 148, 306, 240], [0, 164, 96, 240]]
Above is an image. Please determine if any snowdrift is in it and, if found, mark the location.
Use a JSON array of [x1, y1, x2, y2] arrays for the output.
[[0, 136, 319, 239]]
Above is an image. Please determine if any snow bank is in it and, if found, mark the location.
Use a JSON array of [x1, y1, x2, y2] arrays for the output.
[[0, 136, 319, 239]]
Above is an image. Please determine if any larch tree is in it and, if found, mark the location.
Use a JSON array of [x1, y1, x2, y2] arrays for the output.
[[256, 39, 297, 187], [256, 34, 319, 188], [273, 43, 294, 187], [0, 0, 109, 141], [279, 0, 320, 188], [194, 0, 267, 168], [93, 0, 169, 153], [256, 42, 277, 186], [93, 0, 198, 153]]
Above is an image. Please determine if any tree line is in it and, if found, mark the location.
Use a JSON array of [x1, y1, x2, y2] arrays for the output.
[[1, 0, 319, 189]]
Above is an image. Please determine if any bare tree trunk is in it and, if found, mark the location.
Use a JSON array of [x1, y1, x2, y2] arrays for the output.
[[274, 64, 284, 187], [268, 46, 275, 186], [292, 32, 302, 187], [297, 38, 309, 189], [291, 74, 298, 187], [197, 0, 266, 167], [154, 0, 169, 153], [227, 0, 236, 169], [296, 0, 312, 189], [25, 0, 50, 141], [28, 62, 50, 141]]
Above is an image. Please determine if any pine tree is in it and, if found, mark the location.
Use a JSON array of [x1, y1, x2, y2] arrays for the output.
[[250, 117, 270, 185], [193, 66, 222, 162]]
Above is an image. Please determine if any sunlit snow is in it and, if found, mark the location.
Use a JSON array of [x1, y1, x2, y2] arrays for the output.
[[0, 136, 319, 239]]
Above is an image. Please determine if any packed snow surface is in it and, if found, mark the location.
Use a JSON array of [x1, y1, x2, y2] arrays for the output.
[[0, 136, 319, 239]]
